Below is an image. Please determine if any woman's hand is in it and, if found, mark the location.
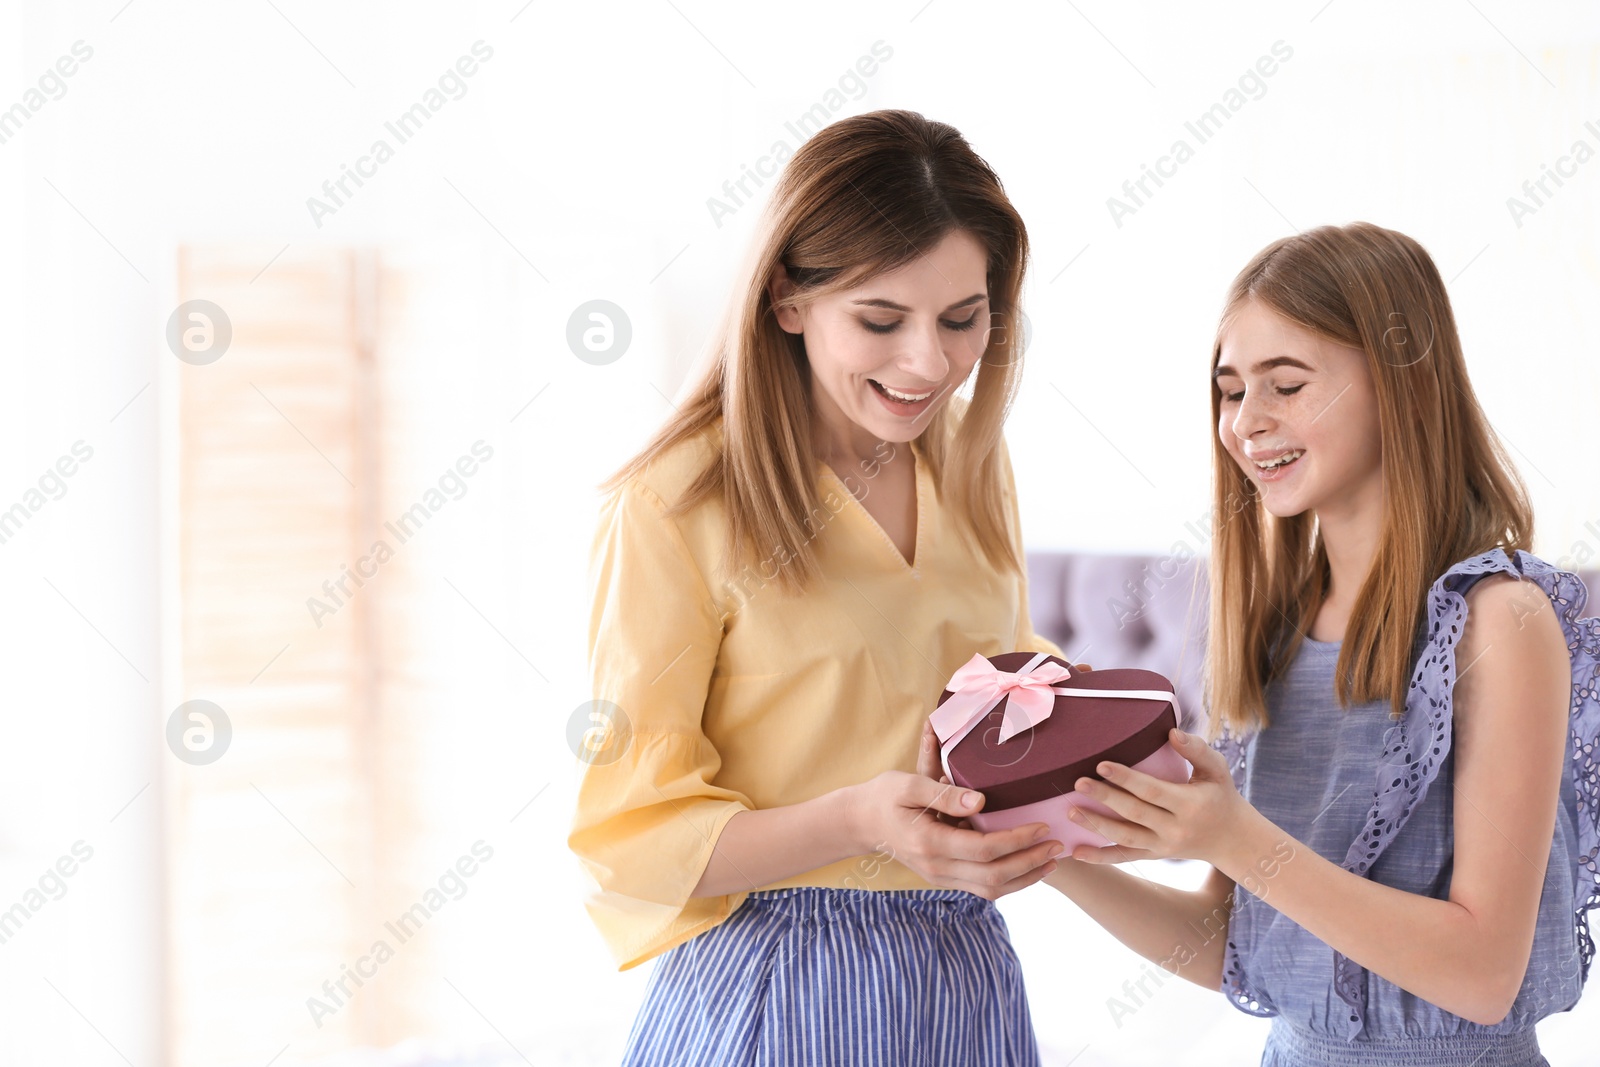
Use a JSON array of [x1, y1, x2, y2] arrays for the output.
[[846, 768, 1062, 900], [1067, 728, 1259, 866], [914, 719, 967, 826], [840, 721, 1060, 900], [871, 658, 1094, 898]]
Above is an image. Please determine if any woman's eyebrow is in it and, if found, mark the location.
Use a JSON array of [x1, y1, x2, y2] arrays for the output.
[[852, 293, 988, 313], [1213, 355, 1316, 379]]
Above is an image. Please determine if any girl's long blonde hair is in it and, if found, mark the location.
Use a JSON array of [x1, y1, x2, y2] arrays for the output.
[[601, 109, 1031, 594], [1206, 222, 1533, 736]]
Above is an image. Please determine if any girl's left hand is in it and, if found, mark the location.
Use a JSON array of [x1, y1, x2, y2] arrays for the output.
[[1068, 728, 1256, 866]]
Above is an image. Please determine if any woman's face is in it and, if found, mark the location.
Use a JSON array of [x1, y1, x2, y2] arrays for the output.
[[1214, 297, 1384, 523], [771, 228, 992, 453]]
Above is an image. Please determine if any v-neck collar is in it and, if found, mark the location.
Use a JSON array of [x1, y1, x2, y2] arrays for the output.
[[817, 437, 927, 574]]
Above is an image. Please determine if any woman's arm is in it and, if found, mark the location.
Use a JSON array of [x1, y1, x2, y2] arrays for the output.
[[582, 479, 1061, 915], [1070, 576, 1571, 1025], [692, 763, 1064, 899]]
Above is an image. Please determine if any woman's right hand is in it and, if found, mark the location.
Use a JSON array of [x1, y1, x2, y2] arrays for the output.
[[845, 727, 1061, 900]]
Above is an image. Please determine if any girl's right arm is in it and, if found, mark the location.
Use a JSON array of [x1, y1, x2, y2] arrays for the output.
[[1042, 860, 1235, 991], [913, 717, 1235, 989]]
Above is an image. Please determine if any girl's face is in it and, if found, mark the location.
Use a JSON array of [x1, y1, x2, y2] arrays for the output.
[[771, 228, 992, 451], [1214, 298, 1384, 521]]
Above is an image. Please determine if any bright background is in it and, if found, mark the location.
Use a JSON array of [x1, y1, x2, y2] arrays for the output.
[[2, 0, 1598, 1064]]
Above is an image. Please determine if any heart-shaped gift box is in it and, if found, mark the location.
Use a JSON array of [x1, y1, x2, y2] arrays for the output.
[[929, 650, 1193, 849]]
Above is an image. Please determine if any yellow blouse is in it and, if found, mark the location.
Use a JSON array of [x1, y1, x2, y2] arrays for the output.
[[569, 407, 1065, 970]]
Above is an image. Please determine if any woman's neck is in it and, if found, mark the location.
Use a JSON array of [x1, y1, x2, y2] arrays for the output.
[[811, 393, 893, 467]]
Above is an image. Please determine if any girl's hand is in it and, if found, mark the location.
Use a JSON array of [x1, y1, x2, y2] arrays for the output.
[[1067, 728, 1255, 866]]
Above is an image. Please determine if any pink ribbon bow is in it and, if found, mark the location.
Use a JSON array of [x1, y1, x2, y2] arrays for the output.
[[929, 652, 1073, 748]]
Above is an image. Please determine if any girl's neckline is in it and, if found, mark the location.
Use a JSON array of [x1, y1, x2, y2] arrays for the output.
[[1302, 634, 1342, 649]]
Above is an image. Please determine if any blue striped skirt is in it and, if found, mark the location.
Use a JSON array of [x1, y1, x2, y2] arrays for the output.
[[621, 887, 1041, 1066]]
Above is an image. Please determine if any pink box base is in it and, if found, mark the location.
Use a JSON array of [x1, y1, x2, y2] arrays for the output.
[[965, 742, 1193, 850]]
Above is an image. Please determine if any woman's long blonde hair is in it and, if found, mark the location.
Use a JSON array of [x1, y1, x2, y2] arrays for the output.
[[1206, 222, 1533, 736], [601, 109, 1031, 594]]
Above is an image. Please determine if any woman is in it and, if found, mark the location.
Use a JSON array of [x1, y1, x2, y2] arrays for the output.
[[570, 110, 1069, 1065]]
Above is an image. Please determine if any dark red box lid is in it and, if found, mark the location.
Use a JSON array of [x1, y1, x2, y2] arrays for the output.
[[937, 651, 1179, 811]]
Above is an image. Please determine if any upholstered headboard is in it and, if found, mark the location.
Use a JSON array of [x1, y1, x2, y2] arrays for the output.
[[1025, 552, 1208, 731], [1025, 551, 1600, 733]]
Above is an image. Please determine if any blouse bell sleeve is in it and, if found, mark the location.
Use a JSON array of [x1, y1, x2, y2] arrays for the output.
[[567, 478, 753, 971]]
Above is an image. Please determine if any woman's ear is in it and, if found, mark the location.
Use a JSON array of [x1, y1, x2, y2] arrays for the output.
[[767, 264, 804, 335]]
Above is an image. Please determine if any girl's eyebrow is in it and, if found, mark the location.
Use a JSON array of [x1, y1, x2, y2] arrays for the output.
[[852, 293, 988, 313], [1213, 355, 1316, 379]]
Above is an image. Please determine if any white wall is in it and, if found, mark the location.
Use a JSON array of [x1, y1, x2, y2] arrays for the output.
[[2, 1, 1597, 1064]]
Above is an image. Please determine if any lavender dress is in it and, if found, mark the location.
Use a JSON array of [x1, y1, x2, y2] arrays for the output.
[[1216, 550, 1600, 1066]]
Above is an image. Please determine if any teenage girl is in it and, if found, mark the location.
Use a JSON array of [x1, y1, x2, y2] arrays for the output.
[[1036, 223, 1600, 1065], [570, 110, 1071, 1065]]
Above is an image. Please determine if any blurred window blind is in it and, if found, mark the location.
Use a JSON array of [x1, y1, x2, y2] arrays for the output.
[[170, 246, 428, 1065]]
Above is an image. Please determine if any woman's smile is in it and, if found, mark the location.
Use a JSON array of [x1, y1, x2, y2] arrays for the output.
[[868, 377, 943, 416]]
